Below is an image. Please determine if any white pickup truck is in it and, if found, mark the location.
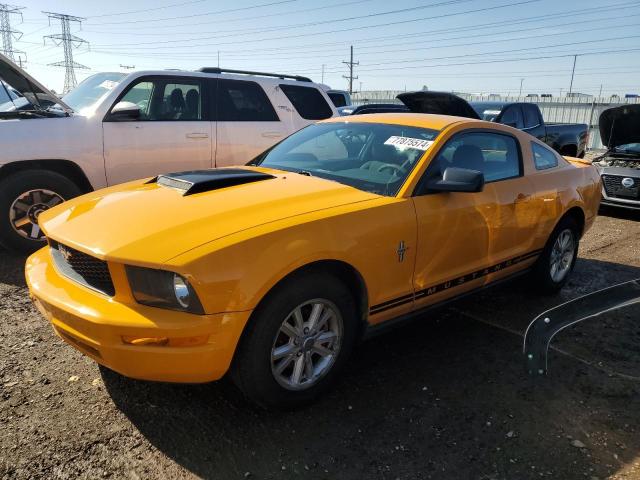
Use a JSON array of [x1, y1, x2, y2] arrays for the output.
[[0, 54, 337, 251]]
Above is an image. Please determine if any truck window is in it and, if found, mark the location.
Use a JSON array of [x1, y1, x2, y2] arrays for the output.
[[217, 79, 279, 122], [328, 92, 347, 107], [117, 78, 204, 121], [279, 84, 333, 120], [531, 142, 558, 170], [523, 104, 540, 128], [500, 106, 524, 129]]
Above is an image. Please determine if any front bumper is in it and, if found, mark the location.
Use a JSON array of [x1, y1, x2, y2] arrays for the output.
[[25, 247, 252, 383]]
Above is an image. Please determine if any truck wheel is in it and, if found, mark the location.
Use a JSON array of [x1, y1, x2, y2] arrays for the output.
[[530, 217, 580, 294], [0, 170, 82, 253], [230, 272, 358, 409]]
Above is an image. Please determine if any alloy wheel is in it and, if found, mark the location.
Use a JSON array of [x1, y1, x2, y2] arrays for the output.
[[271, 299, 343, 391], [9, 189, 63, 241], [549, 228, 575, 283]]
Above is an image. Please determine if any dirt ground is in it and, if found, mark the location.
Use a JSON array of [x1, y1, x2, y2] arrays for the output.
[[1, 207, 639, 480]]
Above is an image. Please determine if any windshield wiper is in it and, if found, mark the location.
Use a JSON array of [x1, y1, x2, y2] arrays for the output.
[[0, 109, 55, 118], [297, 170, 313, 176]]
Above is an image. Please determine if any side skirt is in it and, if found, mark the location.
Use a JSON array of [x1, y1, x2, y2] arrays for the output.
[[363, 269, 531, 340]]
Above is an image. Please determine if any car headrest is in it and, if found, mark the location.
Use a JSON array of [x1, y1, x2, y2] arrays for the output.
[[452, 144, 484, 171]]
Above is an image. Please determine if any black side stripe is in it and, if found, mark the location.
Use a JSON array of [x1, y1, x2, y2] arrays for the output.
[[369, 249, 543, 315]]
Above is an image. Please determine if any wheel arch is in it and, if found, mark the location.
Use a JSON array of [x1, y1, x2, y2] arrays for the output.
[[0, 160, 94, 193], [559, 205, 586, 237], [236, 259, 370, 351]]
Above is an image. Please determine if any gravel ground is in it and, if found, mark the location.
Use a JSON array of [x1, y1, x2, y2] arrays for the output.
[[1, 207, 639, 480]]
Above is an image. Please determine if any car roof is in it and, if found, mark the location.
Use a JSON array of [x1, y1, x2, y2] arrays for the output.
[[320, 112, 472, 130]]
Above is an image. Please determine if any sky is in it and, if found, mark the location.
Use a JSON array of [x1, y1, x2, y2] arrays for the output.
[[4, 0, 640, 96]]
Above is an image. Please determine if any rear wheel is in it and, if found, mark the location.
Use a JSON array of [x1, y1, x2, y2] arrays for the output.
[[0, 170, 82, 253], [531, 216, 580, 293], [230, 272, 358, 409]]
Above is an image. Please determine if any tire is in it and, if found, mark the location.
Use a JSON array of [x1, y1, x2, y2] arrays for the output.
[[0, 170, 83, 253], [230, 271, 358, 409], [531, 216, 580, 294]]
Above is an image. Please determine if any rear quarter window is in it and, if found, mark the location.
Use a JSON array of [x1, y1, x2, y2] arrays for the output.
[[279, 84, 333, 120], [532, 142, 559, 170]]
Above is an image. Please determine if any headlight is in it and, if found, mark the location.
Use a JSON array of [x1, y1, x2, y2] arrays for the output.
[[125, 266, 204, 314]]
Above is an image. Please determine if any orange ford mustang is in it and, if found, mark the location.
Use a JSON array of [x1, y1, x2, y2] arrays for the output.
[[25, 113, 601, 408]]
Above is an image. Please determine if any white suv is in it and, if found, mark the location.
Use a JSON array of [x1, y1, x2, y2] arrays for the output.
[[0, 54, 338, 251]]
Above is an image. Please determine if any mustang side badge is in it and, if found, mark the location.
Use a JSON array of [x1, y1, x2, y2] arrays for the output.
[[397, 241, 408, 262]]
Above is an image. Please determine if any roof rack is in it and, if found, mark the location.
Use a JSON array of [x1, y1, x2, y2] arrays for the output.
[[198, 67, 312, 82]]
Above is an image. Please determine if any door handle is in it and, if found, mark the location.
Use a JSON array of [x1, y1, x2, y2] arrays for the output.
[[261, 131, 282, 138], [186, 133, 209, 139]]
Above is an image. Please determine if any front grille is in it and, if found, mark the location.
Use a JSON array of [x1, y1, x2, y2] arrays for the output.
[[49, 240, 115, 296], [602, 174, 640, 200]]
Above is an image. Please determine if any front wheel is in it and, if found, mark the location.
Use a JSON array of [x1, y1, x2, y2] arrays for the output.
[[230, 272, 358, 409], [531, 217, 580, 294], [0, 170, 82, 253]]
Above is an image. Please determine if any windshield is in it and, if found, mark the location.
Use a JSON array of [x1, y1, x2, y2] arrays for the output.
[[62, 72, 126, 112], [471, 102, 503, 121], [613, 143, 640, 154], [255, 122, 440, 196]]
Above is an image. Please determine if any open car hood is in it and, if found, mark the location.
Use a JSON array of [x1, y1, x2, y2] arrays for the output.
[[599, 104, 640, 149], [0, 52, 72, 113], [396, 91, 480, 119]]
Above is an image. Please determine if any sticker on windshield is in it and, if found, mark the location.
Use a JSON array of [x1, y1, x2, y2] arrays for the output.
[[98, 80, 119, 90], [384, 136, 434, 150]]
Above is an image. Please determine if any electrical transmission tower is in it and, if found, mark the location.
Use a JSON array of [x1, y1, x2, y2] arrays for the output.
[[342, 45, 358, 95], [0, 3, 25, 64], [43, 12, 88, 94]]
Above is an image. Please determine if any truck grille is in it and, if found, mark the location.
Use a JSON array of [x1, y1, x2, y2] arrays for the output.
[[49, 240, 115, 296], [602, 174, 640, 200]]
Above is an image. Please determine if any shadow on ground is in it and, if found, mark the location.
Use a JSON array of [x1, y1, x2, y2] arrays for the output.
[[103, 259, 640, 480], [0, 247, 28, 288]]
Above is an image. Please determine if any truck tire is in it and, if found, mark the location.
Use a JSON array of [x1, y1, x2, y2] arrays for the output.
[[530, 216, 580, 294], [230, 271, 358, 409], [0, 170, 82, 253]]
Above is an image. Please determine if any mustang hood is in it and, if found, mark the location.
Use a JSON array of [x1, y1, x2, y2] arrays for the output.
[[397, 91, 480, 119], [38, 167, 378, 264], [599, 104, 640, 149]]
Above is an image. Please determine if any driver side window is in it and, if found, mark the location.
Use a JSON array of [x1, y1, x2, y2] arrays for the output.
[[119, 81, 154, 119], [424, 131, 522, 187]]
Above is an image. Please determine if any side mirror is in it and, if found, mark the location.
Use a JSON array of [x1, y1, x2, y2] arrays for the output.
[[427, 167, 485, 193], [109, 101, 141, 120]]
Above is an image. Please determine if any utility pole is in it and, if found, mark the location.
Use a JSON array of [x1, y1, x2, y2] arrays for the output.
[[519, 78, 524, 97], [342, 45, 358, 95], [0, 3, 25, 63], [217, 50, 219, 68], [568, 54, 577, 96], [321, 64, 325, 84], [43, 12, 88, 94]]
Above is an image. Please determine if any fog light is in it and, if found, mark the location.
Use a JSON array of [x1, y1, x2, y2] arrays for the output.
[[122, 335, 209, 347], [122, 336, 169, 346]]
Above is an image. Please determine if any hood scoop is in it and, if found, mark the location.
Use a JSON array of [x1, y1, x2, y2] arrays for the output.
[[153, 169, 275, 195]]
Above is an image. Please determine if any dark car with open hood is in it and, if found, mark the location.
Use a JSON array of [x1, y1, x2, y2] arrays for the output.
[[593, 104, 640, 210]]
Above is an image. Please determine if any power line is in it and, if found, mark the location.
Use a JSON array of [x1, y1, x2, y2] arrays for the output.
[[342, 45, 358, 94], [84, 0, 300, 25], [92, 0, 537, 48], [87, 0, 207, 19], [85, 0, 375, 33], [43, 12, 89, 94], [0, 3, 25, 64]]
